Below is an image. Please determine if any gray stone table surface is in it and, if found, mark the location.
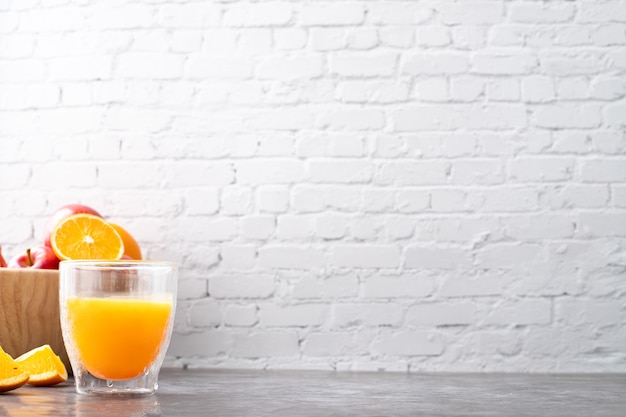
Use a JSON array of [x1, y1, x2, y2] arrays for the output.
[[1, 368, 625, 416]]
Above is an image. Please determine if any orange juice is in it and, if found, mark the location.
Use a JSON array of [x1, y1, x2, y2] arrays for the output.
[[66, 297, 172, 380]]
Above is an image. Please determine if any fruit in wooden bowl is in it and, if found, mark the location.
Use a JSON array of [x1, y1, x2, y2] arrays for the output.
[[7, 246, 60, 270], [0, 269, 71, 374], [0, 203, 144, 379]]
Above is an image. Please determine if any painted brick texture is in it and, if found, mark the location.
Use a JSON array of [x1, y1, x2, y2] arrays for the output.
[[1, 0, 625, 373]]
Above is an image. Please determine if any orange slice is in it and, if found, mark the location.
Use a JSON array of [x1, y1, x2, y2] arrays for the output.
[[0, 346, 29, 393], [50, 213, 124, 260], [110, 223, 142, 260], [15, 345, 68, 387]]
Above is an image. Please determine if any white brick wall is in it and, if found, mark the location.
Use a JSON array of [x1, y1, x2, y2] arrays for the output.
[[1, 0, 625, 373]]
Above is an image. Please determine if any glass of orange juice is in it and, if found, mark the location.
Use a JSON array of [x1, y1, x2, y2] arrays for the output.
[[59, 260, 177, 395]]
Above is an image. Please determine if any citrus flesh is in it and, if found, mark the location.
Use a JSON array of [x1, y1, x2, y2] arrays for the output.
[[15, 344, 68, 387], [50, 213, 124, 261], [0, 347, 29, 393]]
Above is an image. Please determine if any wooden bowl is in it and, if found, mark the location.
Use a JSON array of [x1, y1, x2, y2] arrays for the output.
[[0, 269, 71, 373]]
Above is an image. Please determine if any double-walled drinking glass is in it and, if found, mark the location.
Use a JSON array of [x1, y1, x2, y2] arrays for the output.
[[60, 260, 177, 395]]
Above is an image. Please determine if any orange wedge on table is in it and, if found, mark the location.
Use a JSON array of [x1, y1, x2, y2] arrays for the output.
[[50, 213, 124, 260], [0, 347, 29, 393], [15, 345, 68, 387]]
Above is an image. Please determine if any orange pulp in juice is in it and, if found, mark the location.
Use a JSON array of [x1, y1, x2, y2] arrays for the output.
[[67, 297, 172, 380]]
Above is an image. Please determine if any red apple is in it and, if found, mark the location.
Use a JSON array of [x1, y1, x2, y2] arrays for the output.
[[43, 204, 102, 247], [0, 245, 7, 267], [8, 246, 60, 269]]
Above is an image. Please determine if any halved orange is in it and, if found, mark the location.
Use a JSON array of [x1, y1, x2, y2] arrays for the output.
[[109, 223, 142, 260], [0, 346, 29, 393], [50, 213, 124, 260], [15, 345, 68, 387]]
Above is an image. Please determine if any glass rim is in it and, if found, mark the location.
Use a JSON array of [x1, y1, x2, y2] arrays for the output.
[[59, 260, 178, 269]]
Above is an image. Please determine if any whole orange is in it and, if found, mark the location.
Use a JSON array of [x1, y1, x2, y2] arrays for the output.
[[109, 223, 142, 260]]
